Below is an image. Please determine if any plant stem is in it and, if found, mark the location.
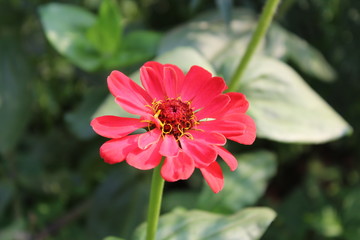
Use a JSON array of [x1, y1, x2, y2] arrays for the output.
[[146, 163, 165, 240], [227, 0, 281, 92]]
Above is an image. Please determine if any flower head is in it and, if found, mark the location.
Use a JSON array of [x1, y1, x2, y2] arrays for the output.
[[91, 62, 256, 193]]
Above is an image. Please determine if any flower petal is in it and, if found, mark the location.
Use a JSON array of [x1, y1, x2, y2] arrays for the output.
[[215, 146, 238, 171], [108, 70, 152, 115], [100, 135, 139, 164], [140, 62, 166, 100], [91, 116, 148, 138], [179, 137, 217, 168], [161, 151, 195, 182], [127, 142, 162, 170], [160, 134, 179, 157], [226, 114, 256, 145], [190, 76, 227, 110], [187, 130, 226, 146], [197, 120, 245, 137], [138, 128, 161, 149], [164, 64, 185, 89], [115, 97, 152, 117], [195, 94, 230, 120], [163, 66, 179, 98], [180, 66, 212, 102], [200, 162, 224, 193], [223, 92, 249, 114]]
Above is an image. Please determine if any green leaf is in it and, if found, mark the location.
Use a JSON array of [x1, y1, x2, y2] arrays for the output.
[[104, 30, 161, 69], [86, 166, 150, 239], [39, 3, 101, 71], [263, 188, 310, 240], [65, 87, 107, 139], [198, 151, 276, 214], [92, 47, 215, 119], [163, 191, 199, 212], [102, 237, 126, 240], [0, 218, 26, 240], [87, 0, 122, 54], [306, 206, 343, 237], [0, 181, 14, 221], [236, 56, 351, 143], [158, 8, 335, 82], [0, 35, 33, 153], [343, 188, 360, 240], [267, 24, 337, 82], [158, 9, 256, 65], [134, 207, 276, 240], [215, 0, 233, 27]]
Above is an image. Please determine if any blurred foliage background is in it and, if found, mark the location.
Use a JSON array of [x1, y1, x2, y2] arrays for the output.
[[0, 0, 359, 239]]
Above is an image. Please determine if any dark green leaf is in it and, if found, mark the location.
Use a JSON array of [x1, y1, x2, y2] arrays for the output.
[[0, 181, 14, 220], [262, 188, 310, 240], [306, 205, 343, 237], [134, 207, 276, 240], [343, 188, 360, 240], [0, 35, 33, 153], [86, 166, 150, 240], [163, 191, 199, 212], [65, 87, 107, 139], [198, 151, 276, 213]]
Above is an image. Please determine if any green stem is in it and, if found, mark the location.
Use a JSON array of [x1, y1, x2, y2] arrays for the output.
[[227, 0, 281, 92], [146, 163, 165, 240]]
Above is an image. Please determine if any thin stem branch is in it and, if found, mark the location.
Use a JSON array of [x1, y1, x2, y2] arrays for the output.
[[227, 0, 281, 92], [146, 163, 165, 240]]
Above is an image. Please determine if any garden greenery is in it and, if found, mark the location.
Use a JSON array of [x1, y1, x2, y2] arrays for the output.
[[0, 0, 357, 240]]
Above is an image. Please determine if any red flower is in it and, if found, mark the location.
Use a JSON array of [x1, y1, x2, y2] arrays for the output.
[[91, 62, 256, 193]]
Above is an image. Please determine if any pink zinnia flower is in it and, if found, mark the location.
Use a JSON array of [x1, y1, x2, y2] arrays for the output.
[[91, 62, 256, 193]]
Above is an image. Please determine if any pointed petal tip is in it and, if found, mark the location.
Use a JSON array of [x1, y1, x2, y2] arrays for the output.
[[200, 162, 224, 193]]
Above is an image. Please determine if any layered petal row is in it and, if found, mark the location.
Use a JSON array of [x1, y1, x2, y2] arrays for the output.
[[91, 61, 256, 193]]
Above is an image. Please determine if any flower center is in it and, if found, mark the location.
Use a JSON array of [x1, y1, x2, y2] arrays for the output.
[[152, 98, 197, 138]]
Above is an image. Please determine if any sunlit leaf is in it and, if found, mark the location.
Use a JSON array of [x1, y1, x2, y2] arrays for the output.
[[39, 3, 101, 71], [134, 207, 276, 240], [235, 56, 351, 143], [267, 24, 337, 82], [159, 8, 336, 82], [158, 9, 256, 64], [198, 150, 276, 213]]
